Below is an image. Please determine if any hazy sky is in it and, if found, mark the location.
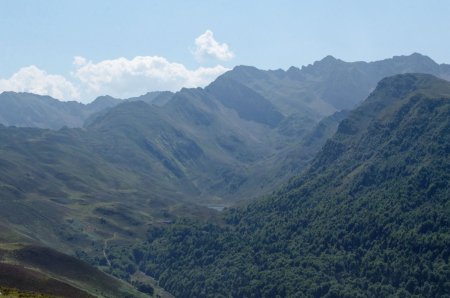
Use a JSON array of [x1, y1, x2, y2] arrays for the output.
[[1, 0, 449, 102]]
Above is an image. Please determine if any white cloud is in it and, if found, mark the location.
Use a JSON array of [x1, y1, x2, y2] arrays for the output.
[[0, 31, 236, 102], [0, 66, 80, 100], [0, 56, 230, 103], [0, 32, 235, 102], [193, 30, 234, 62], [71, 56, 229, 100]]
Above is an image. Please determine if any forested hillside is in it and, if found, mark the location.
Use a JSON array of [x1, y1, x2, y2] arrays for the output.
[[106, 74, 450, 297]]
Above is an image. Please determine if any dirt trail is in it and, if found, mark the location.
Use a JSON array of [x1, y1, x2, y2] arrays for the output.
[[102, 233, 116, 267]]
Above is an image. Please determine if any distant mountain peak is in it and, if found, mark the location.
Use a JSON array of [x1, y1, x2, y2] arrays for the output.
[[322, 54, 338, 61], [314, 55, 343, 66], [88, 95, 121, 110], [93, 94, 119, 101], [392, 52, 433, 62], [299, 55, 344, 73], [90, 95, 120, 104], [232, 65, 260, 72], [225, 65, 267, 80], [409, 52, 428, 58], [387, 53, 439, 71]]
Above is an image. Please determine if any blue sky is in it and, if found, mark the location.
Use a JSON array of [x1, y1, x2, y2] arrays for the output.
[[1, 0, 449, 102]]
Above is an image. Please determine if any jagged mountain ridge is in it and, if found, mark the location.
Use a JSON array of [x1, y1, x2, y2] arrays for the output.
[[1, 53, 449, 131], [222, 53, 450, 117]]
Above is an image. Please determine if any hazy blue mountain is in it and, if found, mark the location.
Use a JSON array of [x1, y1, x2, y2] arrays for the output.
[[128, 91, 174, 107], [87, 95, 121, 110], [0, 92, 121, 129], [222, 53, 450, 117], [0, 92, 86, 129]]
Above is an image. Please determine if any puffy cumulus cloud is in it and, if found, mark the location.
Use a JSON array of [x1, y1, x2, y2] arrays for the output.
[[193, 30, 234, 62], [0, 66, 80, 100], [71, 55, 229, 99], [0, 55, 230, 102]]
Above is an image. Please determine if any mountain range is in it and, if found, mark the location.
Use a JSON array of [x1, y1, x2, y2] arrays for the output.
[[1, 53, 450, 130], [0, 54, 449, 296], [1, 53, 449, 204]]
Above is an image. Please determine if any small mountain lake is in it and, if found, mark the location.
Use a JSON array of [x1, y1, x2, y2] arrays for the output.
[[207, 205, 226, 212]]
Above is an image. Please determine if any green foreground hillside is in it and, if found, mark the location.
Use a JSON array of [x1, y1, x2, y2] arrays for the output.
[[0, 243, 150, 297], [105, 74, 450, 297]]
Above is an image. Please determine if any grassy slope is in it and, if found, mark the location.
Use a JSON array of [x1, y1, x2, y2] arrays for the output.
[[0, 286, 58, 298], [0, 115, 220, 253], [0, 243, 147, 298]]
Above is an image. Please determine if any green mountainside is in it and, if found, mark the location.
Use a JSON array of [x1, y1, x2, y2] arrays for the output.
[[0, 117, 218, 262], [112, 74, 450, 297]]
